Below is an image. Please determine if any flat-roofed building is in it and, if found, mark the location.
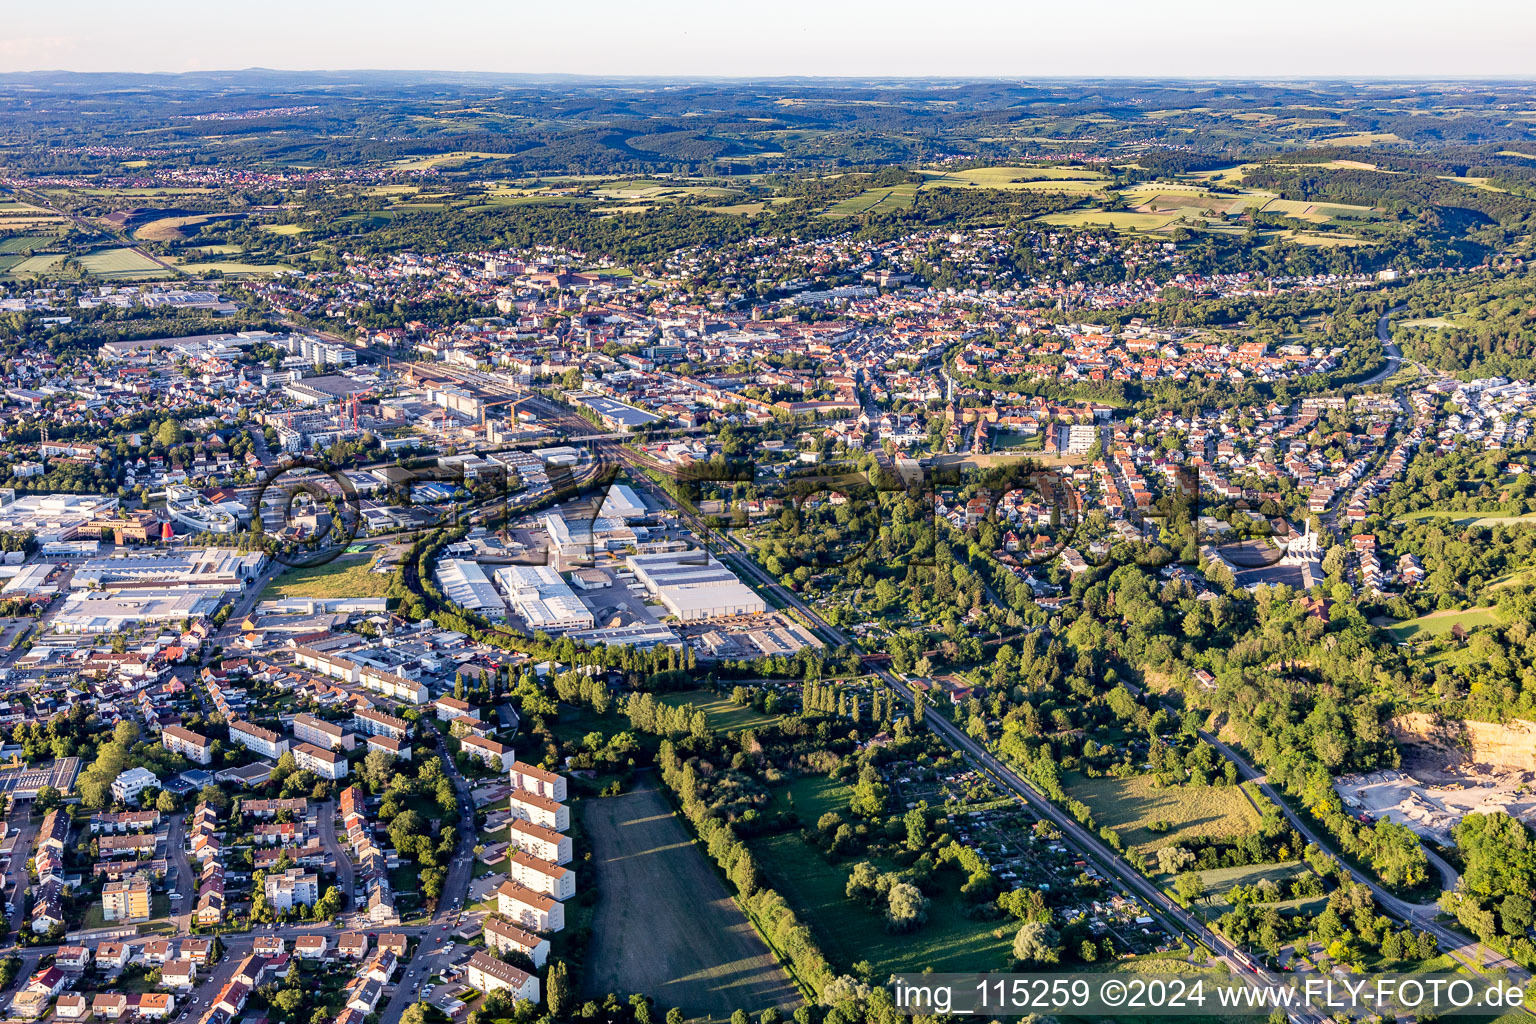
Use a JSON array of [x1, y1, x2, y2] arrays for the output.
[[102, 877, 152, 922], [437, 558, 505, 615], [493, 564, 595, 633], [625, 550, 766, 621]]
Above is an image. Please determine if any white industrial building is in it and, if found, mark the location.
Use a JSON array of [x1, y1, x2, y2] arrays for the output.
[[625, 551, 766, 621], [493, 565, 595, 633], [599, 483, 647, 522], [436, 558, 505, 615], [52, 588, 224, 633]]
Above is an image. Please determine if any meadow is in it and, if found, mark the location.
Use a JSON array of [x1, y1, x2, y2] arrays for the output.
[[1061, 771, 1264, 858], [258, 552, 390, 602]]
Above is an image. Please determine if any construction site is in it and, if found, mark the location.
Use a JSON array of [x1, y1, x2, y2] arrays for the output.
[[1334, 713, 1536, 844]]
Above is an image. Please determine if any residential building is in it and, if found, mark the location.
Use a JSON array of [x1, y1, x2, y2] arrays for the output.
[[161, 725, 212, 765], [507, 819, 572, 865], [263, 869, 320, 911], [465, 950, 539, 1002], [102, 877, 152, 922], [228, 720, 289, 759], [111, 766, 160, 804], [493, 879, 564, 932], [293, 742, 348, 780]]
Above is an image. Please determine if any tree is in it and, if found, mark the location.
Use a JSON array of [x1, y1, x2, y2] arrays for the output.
[[154, 790, 178, 814], [1012, 922, 1061, 965], [114, 720, 140, 748], [885, 882, 930, 933], [1175, 871, 1207, 905], [547, 960, 573, 1017], [314, 885, 343, 921], [271, 751, 298, 784], [32, 786, 60, 813], [362, 750, 396, 790]]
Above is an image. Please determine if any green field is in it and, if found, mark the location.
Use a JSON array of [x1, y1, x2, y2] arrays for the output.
[[1036, 209, 1175, 231], [174, 261, 295, 276], [1384, 606, 1502, 642], [1062, 772, 1264, 857], [258, 553, 390, 602], [0, 235, 52, 254], [658, 689, 780, 734], [919, 166, 1110, 192], [582, 781, 799, 1019], [5, 253, 66, 275], [1394, 509, 1536, 527], [824, 184, 918, 217], [744, 775, 1013, 976], [259, 223, 311, 235], [77, 247, 166, 278]]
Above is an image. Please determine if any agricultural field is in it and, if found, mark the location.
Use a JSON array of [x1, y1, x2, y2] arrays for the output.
[[76, 247, 166, 279], [581, 781, 798, 1019], [824, 183, 918, 217], [1061, 772, 1265, 857], [0, 234, 55, 254], [1036, 209, 1176, 231], [919, 166, 1110, 193], [5, 253, 66, 276], [132, 212, 248, 241], [171, 260, 294, 276], [258, 552, 390, 602]]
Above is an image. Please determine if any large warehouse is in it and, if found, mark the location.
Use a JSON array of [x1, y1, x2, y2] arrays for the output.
[[493, 565, 595, 633], [437, 559, 505, 616], [625, 551, 766, 622]]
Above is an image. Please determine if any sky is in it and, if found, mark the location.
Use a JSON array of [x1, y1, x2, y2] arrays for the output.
[[4, 0, 1536, 78]]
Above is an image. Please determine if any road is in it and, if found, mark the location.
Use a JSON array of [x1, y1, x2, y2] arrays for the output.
[[1361, 302, 1408, 386], [375, 727, 479, 1023], [315, 803, 355, 909], [164, 813, 196, 934]]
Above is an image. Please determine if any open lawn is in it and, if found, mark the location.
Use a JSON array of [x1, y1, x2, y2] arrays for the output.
[[1062, 772, 1263, 858], [1383, 606, 1502, 642], [750, 823, 1013, 977], [1394, 509, 1536, 527], [659, 689, 781, 734], [582, 780, 798, 1020], [260, 223, 311, 235], [258, 553, 389, 602], [77, 247, 166, 278]]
